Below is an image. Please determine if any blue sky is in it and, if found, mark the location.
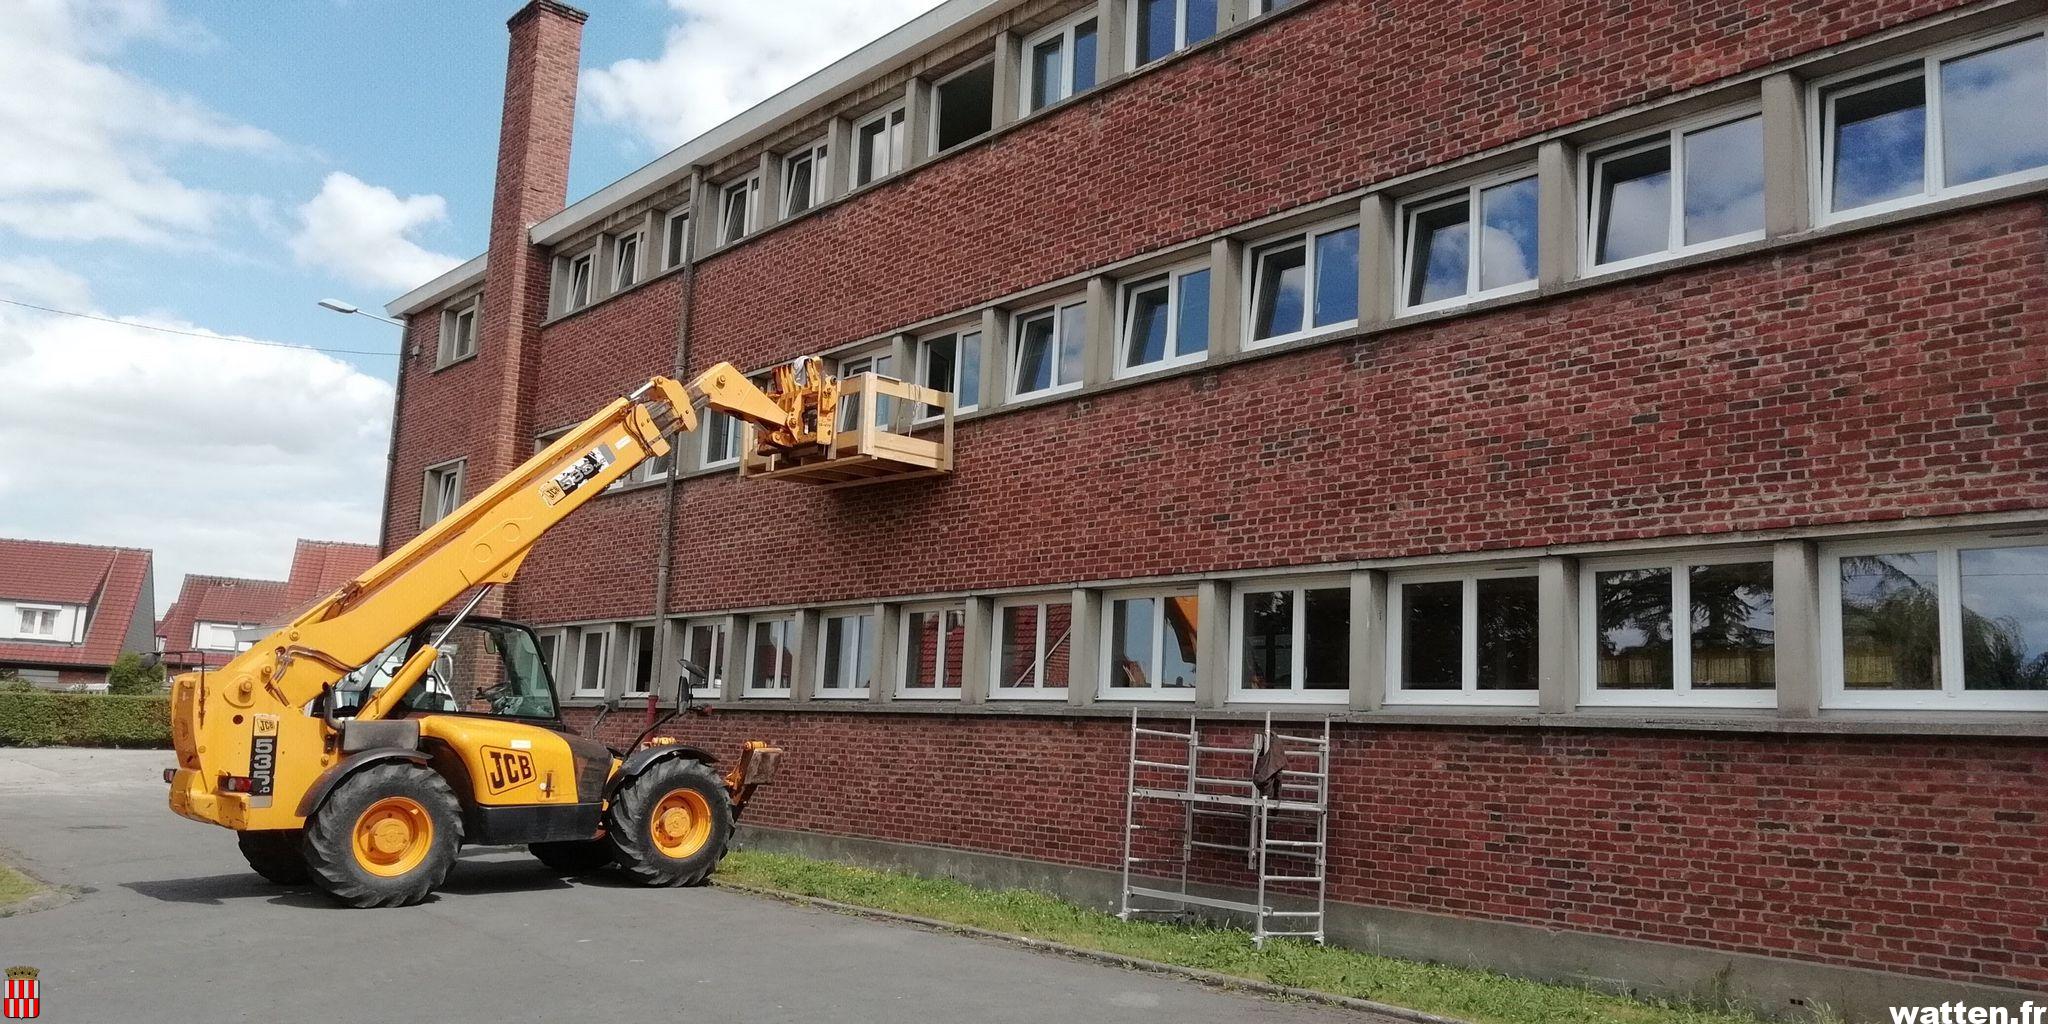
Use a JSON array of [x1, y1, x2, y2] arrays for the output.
[[0, 0, 940, 609]]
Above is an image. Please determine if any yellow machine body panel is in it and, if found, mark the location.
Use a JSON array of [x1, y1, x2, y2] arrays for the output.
[[416, 716, 597, 807]]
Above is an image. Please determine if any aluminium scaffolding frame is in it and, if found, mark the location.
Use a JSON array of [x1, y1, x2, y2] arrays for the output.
[[1117, 709, 1331, 947]]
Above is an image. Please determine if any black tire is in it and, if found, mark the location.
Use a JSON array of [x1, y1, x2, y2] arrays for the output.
[[237, 829, 309, 884], [607, 758, 732, 887], [302, 763, 463, 908], [530, 838, 615, 874]]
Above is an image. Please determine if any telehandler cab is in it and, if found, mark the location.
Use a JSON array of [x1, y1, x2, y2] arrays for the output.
[[164, 360, 838, 907]]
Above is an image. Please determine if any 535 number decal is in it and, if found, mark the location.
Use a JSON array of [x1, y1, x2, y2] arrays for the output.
[[481, 746, 536, 796]]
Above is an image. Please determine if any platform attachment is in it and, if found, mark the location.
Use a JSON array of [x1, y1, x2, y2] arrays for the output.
[[738, 373, 953, 488]]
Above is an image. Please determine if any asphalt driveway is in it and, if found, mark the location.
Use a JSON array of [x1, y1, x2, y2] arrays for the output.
[[0, 748, 1376, 1024]]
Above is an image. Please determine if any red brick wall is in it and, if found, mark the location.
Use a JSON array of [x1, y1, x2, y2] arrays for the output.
[[570, 706, 2048, 989], [684, 0, 1970, 371], [530, 274, 685, 432], [510, 202, 2048, 620]]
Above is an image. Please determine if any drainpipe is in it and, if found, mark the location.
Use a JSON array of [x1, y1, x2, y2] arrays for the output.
[[648, 169, 705, 716]]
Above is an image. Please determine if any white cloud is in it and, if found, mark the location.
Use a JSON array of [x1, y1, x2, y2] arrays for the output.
[[0, 298, 392, 610], [290, 172, 462, 292], [582, 0, 949, 152], [0, 258, 94, 310], [0, 0, 284, 246]]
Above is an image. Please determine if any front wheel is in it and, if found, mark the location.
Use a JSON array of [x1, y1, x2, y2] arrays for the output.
[[302, 763, 463, 908], [607, 759, 732, 887]]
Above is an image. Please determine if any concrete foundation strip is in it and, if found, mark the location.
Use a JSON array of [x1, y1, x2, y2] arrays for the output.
[[713, 879, 1473, 1024]]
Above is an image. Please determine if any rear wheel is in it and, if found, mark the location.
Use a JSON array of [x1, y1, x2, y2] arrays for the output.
[[303, 763, 462, 908], [607, 759, 731, 887], [237, 828, 308, 884], [530, 838, 615, 874]]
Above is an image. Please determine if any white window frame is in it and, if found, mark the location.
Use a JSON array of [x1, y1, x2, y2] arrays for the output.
[[1227, 576, 1351, 704], [1580, 104, 1767, 276], [990, 594, 1073, 700], [622, 621, 659, 697], [915, 326, 982, 421], [1243, 218, 1360, 351], [744, 615, 795, 698], [1579, 549, 1778, 709], [930, 59, 995, 154], [1099, 587, 1199, 701], [675, 617, 728, 699], [564, 249, 595, 312], [718, 175, 761, 246], [536, 628, 566, 693], [1115, 262, 1210, 378], [1812, 24, 2048, 227], [1020, 13, 1098, 115], [571, 627, 610, 698], [1820, 531, 2048, 711], [437, 294, 480, 368], [662, 208, 691, 270], [1384, 566, 1541, 707], [421, 458, 465, 527], [613, 231, 643, 291], [816, 608, 877, 699], [17, 605, 60, 639], [699, 402, 743, 470], [1397, 167, 1541, 316], [897, 602, 967, 699], [1009, 297, 1087, 400], [1127, 0, 1218, 68], [852, 104, 908, 190], [781, 140, 829, 218]]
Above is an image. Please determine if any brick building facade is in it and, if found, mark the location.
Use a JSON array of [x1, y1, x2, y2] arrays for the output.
[[382, 0, 2048, 1016]]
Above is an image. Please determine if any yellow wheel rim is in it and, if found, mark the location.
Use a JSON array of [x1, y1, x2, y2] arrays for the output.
[[352, 796, 434, 878], [650, 788, 712, 859]]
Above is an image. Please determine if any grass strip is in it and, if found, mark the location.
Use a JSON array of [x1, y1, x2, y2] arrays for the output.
[[0, 860, 44, 910], [718, 850, 1813, 1024]]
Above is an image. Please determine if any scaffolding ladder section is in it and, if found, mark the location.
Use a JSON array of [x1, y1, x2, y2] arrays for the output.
[[1117, 709, 1331, 947]]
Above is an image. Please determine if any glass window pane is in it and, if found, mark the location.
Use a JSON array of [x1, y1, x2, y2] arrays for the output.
[[1042, 602, 1071, 689], [1595, 144, 1673, 265], [630, 625, 656, 693], [998, 604, 1041, 688], [1831, 75, 1926, 212], [1595, 568, 1674, 689], [1942, 36, 2048, 188], [580, 633, 605, 692], [1401, 581, 1461, 690], [1111, 598, 1155, 688], [823, 614, 871, 690], [1137, 0, 1176, 63], [1302, 588, 1350, 690], [1015, 313, 1055, 393], [1030, 38, 1064, 110], [1124, 281, 1171, 368], [750, 621, 786, 689], [1476, 577, 1538, 690], [1690, 562, 1775, 689], [857, 119, 886, 186], [1240, 590, 1293, 690], [1408, 197, 1471, 306], [1161, 594, 1198, 688], [958, 331, 981, 408], [1838, 552, 1940, 690], [685, 624, 722, 690], [1175, 269, 1210, 356], [1252, 242, 1306, 341], [1186, 0, 1218, 44], [1057, 303, 1086, 385], [904, 611, 941, 689], [786, 156, 814, 215], [1478, 176, 1539, 290], [922, 334, 955, 409], [1959, 545, 2048, 691], [1073, 21, 1098, 92], [940, 610, 965, 689], [1313, 226, 1359, 326], [1682, 115, 1764, 245]]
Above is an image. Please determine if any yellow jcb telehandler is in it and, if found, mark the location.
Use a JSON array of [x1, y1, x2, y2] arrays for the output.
[[162, 359, 840, 907]]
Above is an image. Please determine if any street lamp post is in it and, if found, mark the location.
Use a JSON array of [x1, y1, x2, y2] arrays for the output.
[[317, 298, 406, 327]]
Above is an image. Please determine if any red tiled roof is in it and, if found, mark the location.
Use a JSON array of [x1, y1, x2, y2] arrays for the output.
[[283, 539, 378, 608], [0, 538, 152, 670], [155, 575, 288, 671]]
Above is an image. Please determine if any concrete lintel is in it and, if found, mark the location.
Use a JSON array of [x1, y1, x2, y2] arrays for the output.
[[1537, 555, 1580, 714]]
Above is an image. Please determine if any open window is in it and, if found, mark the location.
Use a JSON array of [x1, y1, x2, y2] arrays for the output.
[[1246, 220, 1359, 348], [1022, 13, 1099, 114], [782, 140, 828, 217], [1583, 108, 1764, 273], [1010, 298, 1087, 398], [917, 328, 981, 420], [932, 61, 995, 153], [437, 295, 479, 368], [1399, 170, 1539, 314], [853, 105, 907, 189], [1118, 263, 1209, 376]]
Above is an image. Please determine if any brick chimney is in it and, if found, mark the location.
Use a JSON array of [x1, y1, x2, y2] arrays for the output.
[[476, 0, 586, 483]]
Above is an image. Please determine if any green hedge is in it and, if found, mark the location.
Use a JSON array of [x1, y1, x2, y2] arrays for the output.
[[0, 693, 171, 748]]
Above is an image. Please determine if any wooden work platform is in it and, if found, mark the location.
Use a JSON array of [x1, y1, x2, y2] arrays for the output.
[[739, 373, 954, 488]]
